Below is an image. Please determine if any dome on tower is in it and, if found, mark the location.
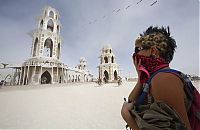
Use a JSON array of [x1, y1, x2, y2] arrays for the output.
[[43, 6, 60, 18], [104, 44, 112, 50], [80, 57, 86, 62]]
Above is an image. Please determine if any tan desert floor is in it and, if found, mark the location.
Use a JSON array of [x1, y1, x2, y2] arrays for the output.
[[0, 81, 199, 129], [0, 81, 136, 129]]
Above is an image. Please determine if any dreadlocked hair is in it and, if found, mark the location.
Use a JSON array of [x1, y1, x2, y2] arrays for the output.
[[136, 26, 177, 63]]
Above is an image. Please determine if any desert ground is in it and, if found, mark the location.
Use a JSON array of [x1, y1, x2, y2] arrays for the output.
[[0, 81, 199, 129]]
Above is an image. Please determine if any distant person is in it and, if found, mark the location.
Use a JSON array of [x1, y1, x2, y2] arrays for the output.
[[103, 77, 107, 83], [121, 26, 200, 130], [118, 76, 122, 86], [0, 80, 4, 87], [97, 78, 102, 85]]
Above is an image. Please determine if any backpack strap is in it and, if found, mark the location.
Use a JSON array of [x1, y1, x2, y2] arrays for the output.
[[135, 69, 189, 105]]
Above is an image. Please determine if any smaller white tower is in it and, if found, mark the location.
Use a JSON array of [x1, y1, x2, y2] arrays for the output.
[[77, 57, 87, 71], [98, 44, 119, 82]]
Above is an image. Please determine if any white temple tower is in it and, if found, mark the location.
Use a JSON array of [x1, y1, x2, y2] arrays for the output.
[[3, 6, 94, 86], [98, 44, 119, 82], [31, 6, 61, 59], [19, 6, 65, 85]]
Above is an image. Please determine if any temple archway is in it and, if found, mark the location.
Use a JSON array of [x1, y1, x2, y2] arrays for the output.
[[24, 75, 27, 85], [68, 75, 71, 82], [14, 75, 19, 85], [104, 56, 108, 63], [57, 43, 60, 59], [104, 70, 109, 82], [44, 38, 53, 57], [114, 70, 118, 80], [59, 76, 62, 83], [57, 25, 59, 33], [72, 75, 74, 82], [47, 19, 54, 32], [33, 38, 38, 57], [112, 56, 114, 63], [40, 20, 43, 28], [5, 74, 12, 85], [49, 11, 54, 18], [78, 75, 81, 82], [41, 71, 51, 84]]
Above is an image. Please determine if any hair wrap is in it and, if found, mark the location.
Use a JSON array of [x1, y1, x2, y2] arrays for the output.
[[135, 32, 168, 53]]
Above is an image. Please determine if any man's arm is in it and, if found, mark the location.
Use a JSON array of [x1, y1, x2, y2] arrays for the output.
[[128, 81, 143, 102]]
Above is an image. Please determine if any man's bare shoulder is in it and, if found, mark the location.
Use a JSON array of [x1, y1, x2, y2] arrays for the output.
[[150, 72, 184, 97], [152, 72, 183, 87]]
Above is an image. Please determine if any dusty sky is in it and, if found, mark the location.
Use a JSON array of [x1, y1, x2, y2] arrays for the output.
[[0, 0, 199, 78]]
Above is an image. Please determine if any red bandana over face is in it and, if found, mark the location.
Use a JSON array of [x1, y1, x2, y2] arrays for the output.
[[133, 53, 169, 84]]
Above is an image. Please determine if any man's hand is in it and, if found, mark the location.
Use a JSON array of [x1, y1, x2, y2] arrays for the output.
[[133, 55, 141, 78], [122, 101, 134, 111]]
